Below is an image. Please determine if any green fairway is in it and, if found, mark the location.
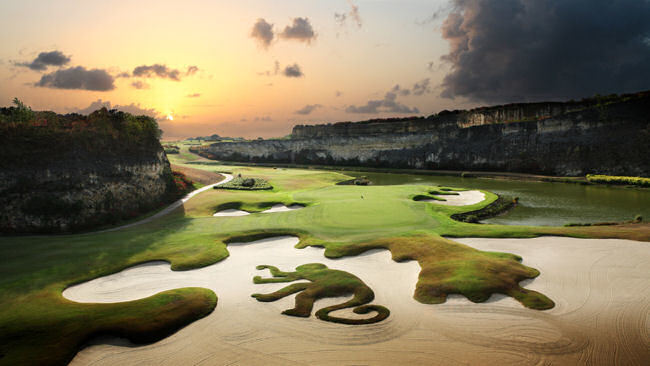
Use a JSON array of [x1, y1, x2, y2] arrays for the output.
[[1, 159, 649, 365]]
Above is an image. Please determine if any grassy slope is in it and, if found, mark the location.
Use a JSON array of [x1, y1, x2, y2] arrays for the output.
[[1, 154, 649, 365]]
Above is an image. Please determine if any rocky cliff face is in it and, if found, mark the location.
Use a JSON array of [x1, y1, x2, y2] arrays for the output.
[[0, 147, 173, 233], [0, 107, 178, 233], [200, 94, 650, 176]]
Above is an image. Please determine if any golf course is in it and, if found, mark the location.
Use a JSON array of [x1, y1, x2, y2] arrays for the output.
[[0, 145, 648, 365]]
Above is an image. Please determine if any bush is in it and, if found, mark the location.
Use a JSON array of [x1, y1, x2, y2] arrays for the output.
[[354, 176, 371, 185], [451, 195, 516, 223], [214, 177, 272, 190], [586, 174, 650, 187]]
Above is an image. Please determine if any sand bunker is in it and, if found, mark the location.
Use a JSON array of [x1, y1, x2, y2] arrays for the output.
[[213, 209, 250, 217], [68, 236, 650, 365], [213, 204, 304, 216], [261, 204, 304, 213], [421, 190, 485, 206]]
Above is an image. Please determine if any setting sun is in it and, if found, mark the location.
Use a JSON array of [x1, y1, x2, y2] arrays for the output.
[[166, 114, 174, 121]]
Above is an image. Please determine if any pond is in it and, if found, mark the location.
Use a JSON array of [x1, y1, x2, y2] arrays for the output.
[[342, 171, 650, 226]]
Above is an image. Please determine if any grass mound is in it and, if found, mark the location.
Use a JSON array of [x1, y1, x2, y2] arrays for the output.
[[0, 288, 217, 365], [413, 194, 446, 201], [451, 195, 517, 223], [308, 234, 554, 310], [214, 176, 272, 190], [252, 263, 390, 325]]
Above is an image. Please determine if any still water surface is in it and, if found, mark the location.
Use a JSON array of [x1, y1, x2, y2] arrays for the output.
[[344, 171, 650, 226]]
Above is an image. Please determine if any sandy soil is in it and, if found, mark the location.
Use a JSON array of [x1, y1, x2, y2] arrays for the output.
[[213, 209, 250, 217], [170, 164, 226, 186], [421, 190, 486, 206], [214, 204, 304, 216], [66, 236, 649, 366], [262, 204, 304, 213]]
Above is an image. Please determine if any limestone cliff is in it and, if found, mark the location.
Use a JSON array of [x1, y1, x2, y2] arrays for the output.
[[198, 92, 650, 176], [0, 108, 178, 233]]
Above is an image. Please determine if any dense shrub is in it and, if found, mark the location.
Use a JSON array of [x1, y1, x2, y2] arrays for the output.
[[586, 174, 650, 187], [214, 177, 272, 190], [167, 171, 194, 199], [0, 99, 163, 169], [451, 195, 516, 223]]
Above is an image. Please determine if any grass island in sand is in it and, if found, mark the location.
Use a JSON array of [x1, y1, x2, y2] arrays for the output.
[[252, 263, 390, 325], [0, 160, 648, 365]]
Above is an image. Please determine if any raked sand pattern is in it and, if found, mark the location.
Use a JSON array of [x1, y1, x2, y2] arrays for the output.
[[66, 236, 650, 365]]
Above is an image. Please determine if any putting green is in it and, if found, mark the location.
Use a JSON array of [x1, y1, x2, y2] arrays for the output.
[[0, 161, 648, 365]]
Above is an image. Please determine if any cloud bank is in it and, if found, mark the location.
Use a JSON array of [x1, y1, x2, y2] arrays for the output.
[[251, 17, 317, 48], [283, 64, 304, 78], [346, 88, 419, 114], [295, 104, 322, 115], [440, 0, 650, 103], [16, 50, 71, 71], [279, 17, 316, 43], [251, 18, 274, 48], [35, 66, 115, 91], [71, 99, 159, 117]]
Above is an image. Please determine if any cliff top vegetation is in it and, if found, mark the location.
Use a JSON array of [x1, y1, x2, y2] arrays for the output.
[[292, 89, 650, 131], [0, 99, 163, 167]]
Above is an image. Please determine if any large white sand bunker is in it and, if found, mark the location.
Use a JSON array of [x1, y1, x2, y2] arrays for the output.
[[213, 209, 250, 217], [69, 236, 650, 366], [421, 190, 485, 206], [64, 236, 422, 344], [261, 204, 304, 213]]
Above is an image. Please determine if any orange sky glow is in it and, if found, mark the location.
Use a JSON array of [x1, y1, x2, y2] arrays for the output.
[[1, 0, 475, 139]]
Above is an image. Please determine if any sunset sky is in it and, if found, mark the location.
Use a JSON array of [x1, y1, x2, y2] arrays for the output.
[[2, 0, 649, 139]]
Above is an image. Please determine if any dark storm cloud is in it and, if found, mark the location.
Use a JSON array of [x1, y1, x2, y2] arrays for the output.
[[35, 66, 115, 91], [71, 99, 159, 117], [440, 0, 650, 103], [16, 50, 71, 71], [295, 104, 322, 115], [283, 64, 304, 78], [279, 17, 316, 43], [251, 18, 275, 48], [346, 89, 419, 114]]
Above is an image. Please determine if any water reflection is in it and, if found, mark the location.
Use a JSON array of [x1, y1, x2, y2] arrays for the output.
[[343, 171, 650, 226]]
